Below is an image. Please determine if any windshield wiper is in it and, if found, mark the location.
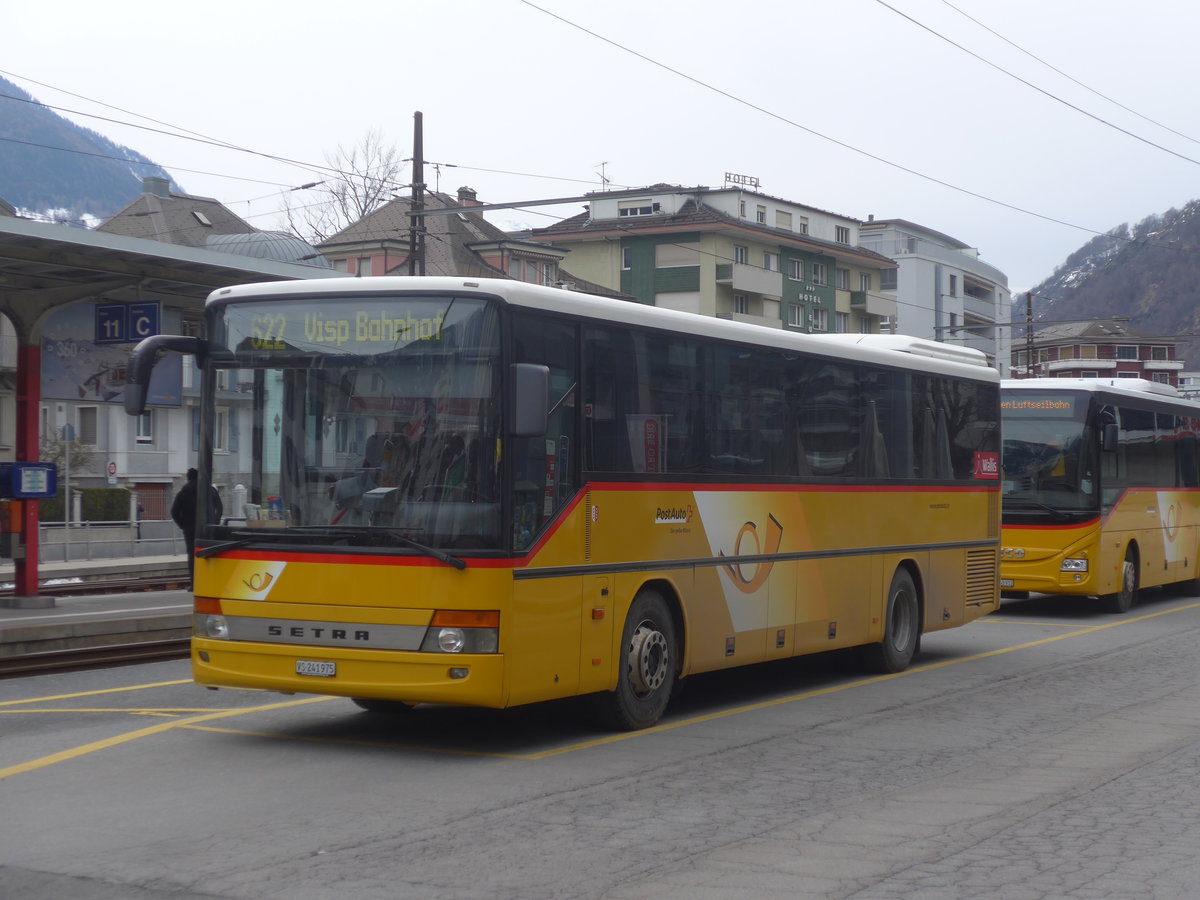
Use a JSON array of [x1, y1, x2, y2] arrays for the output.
[[195, 537, 259, 559], [286, 525, 466, 570], [1003, 498, 1073, 522]]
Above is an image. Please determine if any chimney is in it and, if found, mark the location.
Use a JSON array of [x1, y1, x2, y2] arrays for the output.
[[143, 176, 171, 198], [457, 186, 479, 207]]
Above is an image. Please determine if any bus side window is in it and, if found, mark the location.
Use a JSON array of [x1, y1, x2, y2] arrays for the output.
[[511, 313, 578, 550]]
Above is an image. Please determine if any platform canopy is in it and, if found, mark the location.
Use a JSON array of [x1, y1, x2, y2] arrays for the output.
[[0, 216, 345, 602]]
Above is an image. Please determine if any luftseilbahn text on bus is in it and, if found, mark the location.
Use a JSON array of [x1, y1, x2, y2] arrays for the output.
[[1000, 377, 1200, 614], [125, 276, 1002, 729]]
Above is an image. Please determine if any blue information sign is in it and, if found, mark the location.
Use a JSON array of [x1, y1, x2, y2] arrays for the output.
[[96, 302, 160, 344]]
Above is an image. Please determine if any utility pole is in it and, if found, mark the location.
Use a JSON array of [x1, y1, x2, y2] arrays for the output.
[[408, 111, 426, 276], [1025, 292, 1034, 378]]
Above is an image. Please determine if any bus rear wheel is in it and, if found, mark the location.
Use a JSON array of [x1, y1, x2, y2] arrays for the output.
[[596, 588, 677, 731], [861, 568, 920, 673], [1103, 548, 1138, 614]]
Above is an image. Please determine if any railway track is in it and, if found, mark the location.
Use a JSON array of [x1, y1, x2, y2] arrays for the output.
[[0, 638, 191, 677], [0, 571, 193, 678], [0, 573, 191, 598]]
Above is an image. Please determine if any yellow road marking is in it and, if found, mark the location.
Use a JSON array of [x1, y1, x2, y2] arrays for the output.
[[982, 619, 1087, 628], [0, 696, 334, 780], [4, 600, 1199, 772], [0, 708, 222, 715], [0, 679, 191, 707]]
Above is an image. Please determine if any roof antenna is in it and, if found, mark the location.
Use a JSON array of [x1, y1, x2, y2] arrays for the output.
[[595, 161, 611, 191]]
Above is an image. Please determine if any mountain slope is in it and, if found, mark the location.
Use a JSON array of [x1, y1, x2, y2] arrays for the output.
[[0, 75, 179, 224], [1028, 203, 1200, 366]]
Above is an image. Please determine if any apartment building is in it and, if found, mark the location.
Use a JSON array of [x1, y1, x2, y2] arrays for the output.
[[858, 218, 1011, 371], [527, 184, 897, 335]]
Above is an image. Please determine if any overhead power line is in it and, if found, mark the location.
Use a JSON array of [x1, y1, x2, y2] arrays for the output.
[[872, 0, 1200, 167]]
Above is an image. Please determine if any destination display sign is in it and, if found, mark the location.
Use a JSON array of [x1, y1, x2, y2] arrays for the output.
[[1000, 393, 1078, 418], [221, 297, 484, 356]]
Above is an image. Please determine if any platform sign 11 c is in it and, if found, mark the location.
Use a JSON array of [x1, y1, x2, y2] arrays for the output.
[[95, 301, 160, 345]]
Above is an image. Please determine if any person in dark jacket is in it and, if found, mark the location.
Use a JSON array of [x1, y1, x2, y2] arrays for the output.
[[171, 468, 223, 583]]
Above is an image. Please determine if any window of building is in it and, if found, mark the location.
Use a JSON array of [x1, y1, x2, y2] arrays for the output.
[[357, 257, 372, 277], [859, 273, 872, 291], [756, 205, 766, 224], [1080, 371, 1099, 378], [836, 312, 849, 333], [860, 318, 872, 334], [835, 225, 851, 244], [811, 262, 828, 285], [880, 269, 897, 291], [812, 308, 828, 331], [739, 200, 746, 218], [215, 408, 229, 452], [332, 258, 348, 272], [734, 294, 748, 315], [788, 259, 804, 280], [796, 216, 809, 234], [787, 305, 804, 328], [1116, 345, 1138, 360], [1117, 371, 1140, 378], [1152, 345, 1170, 360], [763, 251, 779, 272], [836, 268, 850, 290], [775, 210, 792, 230], [136, 409, 153, 444], [734, 245, 748, 265], [77, 406, 98, 446], [1152, 372, 1171, 383], [618, 200, 655, 217], [948, 274, 958, 297], [1079, 345, 1098, 360], [621, 246, 633, 270], [543, 262, 556, 285]]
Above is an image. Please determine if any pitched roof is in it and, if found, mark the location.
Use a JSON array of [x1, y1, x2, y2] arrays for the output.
[[531, 199, 896, 267], [96, 178, 257, 248], [1033, 319, 1168, 342]]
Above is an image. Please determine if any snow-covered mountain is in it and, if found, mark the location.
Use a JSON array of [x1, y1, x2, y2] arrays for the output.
[[0, 75, 179, 225]]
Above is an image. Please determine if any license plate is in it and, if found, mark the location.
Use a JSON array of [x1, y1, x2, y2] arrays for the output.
[[1000, 579, 1014, 589], [296, 660, 336, 677]]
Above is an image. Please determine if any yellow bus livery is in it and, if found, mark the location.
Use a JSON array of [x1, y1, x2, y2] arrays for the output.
[[127, 277, 1002, 729]]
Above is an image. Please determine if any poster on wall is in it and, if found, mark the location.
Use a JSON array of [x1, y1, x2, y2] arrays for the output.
[[41, 302, 183, 405]]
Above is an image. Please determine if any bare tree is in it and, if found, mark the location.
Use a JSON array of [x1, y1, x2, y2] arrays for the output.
[[281, 130, 407, 244]]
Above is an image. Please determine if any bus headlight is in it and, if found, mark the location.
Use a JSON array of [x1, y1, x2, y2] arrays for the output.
[[1061, 558, 1089, 573], [195, 614, 230, 639], [419, 610, 499, 653]]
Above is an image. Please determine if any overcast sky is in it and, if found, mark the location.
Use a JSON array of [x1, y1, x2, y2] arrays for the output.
[[8, 0, 1199, 291]]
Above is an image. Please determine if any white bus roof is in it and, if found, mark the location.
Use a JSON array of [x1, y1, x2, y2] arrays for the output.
[[209, 276, 998, 383], [1002, 377, 1200, 410]]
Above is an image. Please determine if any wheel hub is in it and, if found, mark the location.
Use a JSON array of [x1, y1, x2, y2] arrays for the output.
[[629, 624, 668, 694]]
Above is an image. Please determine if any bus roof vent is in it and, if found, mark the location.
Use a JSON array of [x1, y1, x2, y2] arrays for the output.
[[819, 334, 991, 367], [1094, 378, 1182, 397]]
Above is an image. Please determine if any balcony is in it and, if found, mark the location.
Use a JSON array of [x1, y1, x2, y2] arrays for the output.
[[1143, 359, 1184, 371], [850, 290, 897, 318], [715, 262, 783, 298]]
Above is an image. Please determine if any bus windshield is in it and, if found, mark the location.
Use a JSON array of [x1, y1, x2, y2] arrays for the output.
[[1001, 391, 1098, 511], [211, 294, 502, 550]]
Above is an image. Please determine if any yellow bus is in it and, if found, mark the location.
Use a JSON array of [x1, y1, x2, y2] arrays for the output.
[[126, 277, 1001, 729], [1000, 378, 1200, 613]]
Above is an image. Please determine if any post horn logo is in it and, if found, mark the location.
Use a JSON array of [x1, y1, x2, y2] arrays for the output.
[[243, 572, 275, 592], [719, 514, 783, 593]]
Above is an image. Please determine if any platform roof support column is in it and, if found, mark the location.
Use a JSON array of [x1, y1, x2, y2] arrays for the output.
[[14, 342, 43, 601]]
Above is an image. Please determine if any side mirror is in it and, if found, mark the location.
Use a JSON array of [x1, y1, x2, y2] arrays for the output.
[[509, 363, 549, 437], [124, 334, 207, 416], [1101, 422, 1119, 453]]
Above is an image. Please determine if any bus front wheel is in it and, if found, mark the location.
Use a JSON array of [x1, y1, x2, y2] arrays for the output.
[[597, 588, 678, 730], [1103, 548, 1138, 614], [861, 568, 920, 673]]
